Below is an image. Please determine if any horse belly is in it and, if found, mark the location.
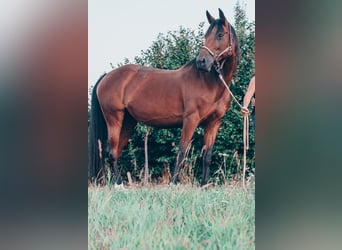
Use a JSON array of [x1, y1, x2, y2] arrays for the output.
[[143, 117, 183, 128], [126, 98, 183, 128]]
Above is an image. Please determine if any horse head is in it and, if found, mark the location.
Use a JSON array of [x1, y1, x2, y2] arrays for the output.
[[196, 8, 235, 72]]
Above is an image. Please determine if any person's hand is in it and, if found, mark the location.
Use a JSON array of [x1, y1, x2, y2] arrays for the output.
[[241, 106, 249, 115]]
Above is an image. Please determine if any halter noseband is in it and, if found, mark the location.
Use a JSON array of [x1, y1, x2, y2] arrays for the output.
[[201, 23, 233, 73]]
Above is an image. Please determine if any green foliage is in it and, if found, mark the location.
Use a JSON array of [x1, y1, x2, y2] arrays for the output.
[[134, 23, 204, 70], [88, 185, 255, 249]]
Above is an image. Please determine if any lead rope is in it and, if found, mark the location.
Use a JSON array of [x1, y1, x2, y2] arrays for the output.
[[218, 73, 249, 192]]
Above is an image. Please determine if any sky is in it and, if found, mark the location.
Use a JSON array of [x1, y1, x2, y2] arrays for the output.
[[88, 0, 255, 87]]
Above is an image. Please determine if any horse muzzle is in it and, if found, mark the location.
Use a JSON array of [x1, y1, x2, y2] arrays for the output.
[[196, 55, 214, 72]]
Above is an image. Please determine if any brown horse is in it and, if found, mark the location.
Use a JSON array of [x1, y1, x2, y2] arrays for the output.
[[88, 8, 240, 185]]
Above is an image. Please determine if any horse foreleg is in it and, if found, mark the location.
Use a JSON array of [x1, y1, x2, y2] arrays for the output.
[[202, 120, 221, 186], [171, 144, 190, 184], [171, 117, 198, 184]]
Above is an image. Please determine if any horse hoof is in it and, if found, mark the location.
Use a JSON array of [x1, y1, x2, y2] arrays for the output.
[[114, 183, 125, 189]]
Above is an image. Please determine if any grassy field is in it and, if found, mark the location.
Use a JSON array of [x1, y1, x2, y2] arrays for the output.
[[88, 184, 255, 250]]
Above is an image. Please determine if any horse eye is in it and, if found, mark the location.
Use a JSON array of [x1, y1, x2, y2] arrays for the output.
[[217, 33, 225, 39]]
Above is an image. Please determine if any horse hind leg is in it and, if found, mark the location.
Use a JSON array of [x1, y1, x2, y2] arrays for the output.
[[106, 110, 137, 185], [105, 111, 125, 184], [118, 111, 137, 156]]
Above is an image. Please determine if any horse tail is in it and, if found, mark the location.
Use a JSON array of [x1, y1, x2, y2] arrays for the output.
[[88, 73, 107, 183]]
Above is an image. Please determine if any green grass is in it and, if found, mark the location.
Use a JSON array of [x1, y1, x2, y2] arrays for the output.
[[88, 184, 255, 250]]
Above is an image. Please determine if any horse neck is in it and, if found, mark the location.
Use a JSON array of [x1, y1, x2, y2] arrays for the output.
[[220, 57, 236, 83]]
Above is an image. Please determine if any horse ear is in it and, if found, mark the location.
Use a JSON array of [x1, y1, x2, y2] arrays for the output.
[[206, 10, 215, 24], [218, 8, 228, 26]]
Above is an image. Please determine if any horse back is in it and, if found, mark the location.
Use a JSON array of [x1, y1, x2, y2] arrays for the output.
[[96, 64, 186, 127]]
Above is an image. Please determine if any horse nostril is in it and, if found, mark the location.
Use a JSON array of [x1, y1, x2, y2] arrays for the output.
[[196, 57, 208, 70], [197, 57, 206, 67]]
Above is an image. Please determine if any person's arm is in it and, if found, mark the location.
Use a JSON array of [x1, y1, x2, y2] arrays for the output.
[[241, 76, 255, 114]]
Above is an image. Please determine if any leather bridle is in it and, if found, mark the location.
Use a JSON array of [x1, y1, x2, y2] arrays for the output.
[[201, 23, 233, 73]]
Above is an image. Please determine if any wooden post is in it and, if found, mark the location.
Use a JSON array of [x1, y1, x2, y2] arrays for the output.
[[143, 128, 150, 186], [127, 172, 134, 187]]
